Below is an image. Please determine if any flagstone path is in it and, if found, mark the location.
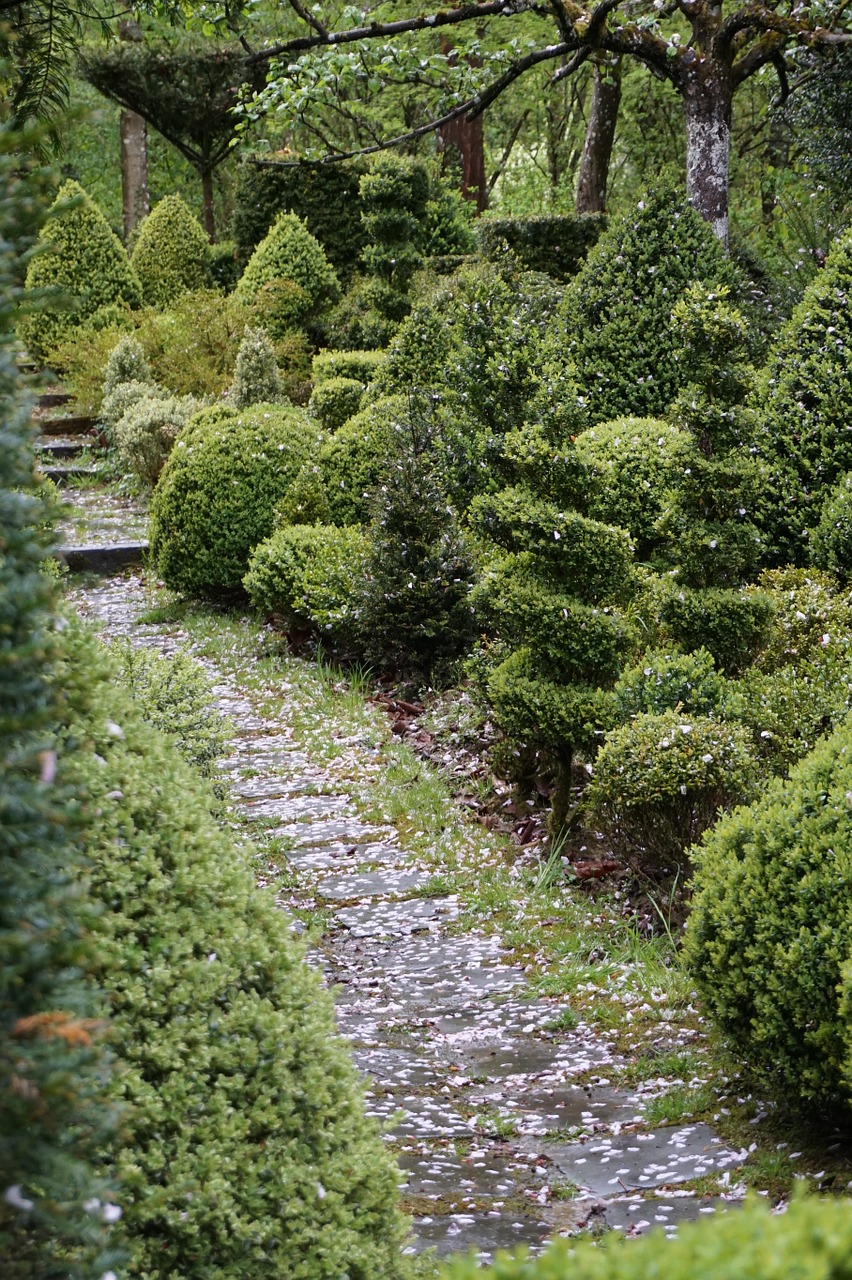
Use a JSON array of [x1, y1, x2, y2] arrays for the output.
[[67, 562, 751, 1264]]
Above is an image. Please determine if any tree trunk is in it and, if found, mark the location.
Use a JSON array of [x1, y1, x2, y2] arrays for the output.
[[201, 169, 216, 241], [120, 109, 149, 242], [575, 57, 622, 214], [439, 111, 488, 212], [118, 18, 149, 243], [683, 63, 733, 244], [550, 747, 573, 839]]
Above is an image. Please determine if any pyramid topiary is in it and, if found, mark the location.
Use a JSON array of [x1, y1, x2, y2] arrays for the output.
[[229, 324, 284, 408], [130, 193, 212, 307], [750, 226, 852, 565], [234, 212, 340, 338], [547, 186, 742, 426], [19, 179, 142, 362]]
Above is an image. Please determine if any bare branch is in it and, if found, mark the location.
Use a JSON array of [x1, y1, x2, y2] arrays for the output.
[[284, 0, 328, 38], [770, 49, 790, 103], [551, 46, 591, 81]]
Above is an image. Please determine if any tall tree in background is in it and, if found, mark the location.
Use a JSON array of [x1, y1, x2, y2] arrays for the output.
[[575, 54, 621, 214], [117, 19, 150, 241], [240, 0, 852, 243]]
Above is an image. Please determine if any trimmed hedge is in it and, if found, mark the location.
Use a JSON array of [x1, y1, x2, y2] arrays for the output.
[[62, 624, 409, 1277], [661, 586, 776, 675], [130, 194, 211, 308], [686, 713, 852, 1112], [812, 472, 852, 579], [587, 710, 756, 874], [613, 648, 728, 722], [309, 376, 365, 432], [317, 396, 403, 526], [312, 348, 385, 386], [244, 523, 368, 643], [476, 213, 606, 281], [149, 403, 320, 594], [20, 179, 142, 362], [440, 1196, 852, 1280]]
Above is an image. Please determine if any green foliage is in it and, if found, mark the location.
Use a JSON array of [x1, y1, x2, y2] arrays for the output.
[[103, 334, 153, 396], [309, 375, 365, 432], [244, 524, 369, 644], [21, 179, 142, 362], [355, 153, 430, 342], [317, 396, 402, 526], [61, 625, 408, 1278], [0, 125, 118, 1279], [812, 472, 852, 580], [277, 463, 332, 527], [229, 325, 284, 409], [547, 187, 742, 426], [357, 405, 478, 681], [751, 226, 852, 564], [100, 378, 157, 435], [234, 212, 340, 338], [149, 403, 320, 594], [729, 661, 852, 776], [440, 1196, 852, 1280], [587, 710, 757, 874], [208, 239, 240, 293], [312, 348, 385, 386], [110, 642, 229, 776], [476, 213, 606, 281], [422, 182, 476, 257], [130, 194, 212, 308], [661, 586, 776, 674], [233, 158, 370, 283], [136, 290, 256, 399], [573, 417, 696, 559], [685, 714, 852, 1112], [486, 649, 616, 756], [654, 450, 766, 588], [114, 393, 199, 486], [614, 648, 728, 722], [47, 319, 135, 415], [751, 567, 852, 673], [469, 488, 634, 604]]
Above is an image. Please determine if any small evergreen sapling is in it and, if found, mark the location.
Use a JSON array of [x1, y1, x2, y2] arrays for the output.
[[229, 324, 284, 408]]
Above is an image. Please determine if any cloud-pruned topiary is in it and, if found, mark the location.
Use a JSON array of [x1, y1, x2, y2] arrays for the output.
[[130, 193, 212, 307], [20, 179, 142, 362], [685, 714, 852, 1113], [61, 624, 409, 1279], [547, 187, 742, 426], [149, 403, 320, 594], [234, 212, 340, 338]]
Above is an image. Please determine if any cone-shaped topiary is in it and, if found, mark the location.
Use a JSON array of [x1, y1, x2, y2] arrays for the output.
[[547, 187, 742, 426], [60, 623, 409, 1279], [229, 324, 284, 408], [19, 179, 142, 362], [130, 194, 212, 307], [685, 714, 852, 1113], [234, 212, 340, 338], [750, 227, 852, 565], [149, 403, 320, 594]]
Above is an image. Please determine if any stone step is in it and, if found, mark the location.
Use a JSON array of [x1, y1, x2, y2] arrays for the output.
[[38, 390, 73, 409], [37, 437, 92, 460], [37, 414, 97, 437], [43, 464, 100, 485], [59, 543, 148, 574]]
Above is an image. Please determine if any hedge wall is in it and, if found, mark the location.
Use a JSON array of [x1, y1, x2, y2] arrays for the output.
[[476, 213, 606, 281]]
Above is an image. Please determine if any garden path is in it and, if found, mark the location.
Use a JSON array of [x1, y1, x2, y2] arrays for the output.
[[67, 558, 752, 1264]]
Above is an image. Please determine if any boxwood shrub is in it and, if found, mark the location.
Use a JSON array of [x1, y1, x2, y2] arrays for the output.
[[61, 625, 408, 1278], [661, 586, 775, 674], [229, 325, 284, 409], [20, 179, 142, 362], [439, 1196, 852, 1280], [613, 648, 728, 722], [686, 714, 852, 1112], [546, 186, 742, 426], [318, 396, 404, 526], [812, 472, 852, 580], [309, 376, 365, 432], [234, 212, 340, 338], [312, 348, 385, 386], [149, 403, 320, 594], [244, 524, 368, 644], [573, 417, 696, 559], [130, 194, 212, 308], [586, 710, 756, 875]]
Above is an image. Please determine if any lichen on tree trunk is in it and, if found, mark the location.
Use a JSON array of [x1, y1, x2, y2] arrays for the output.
[[683, 65, 732, 245]]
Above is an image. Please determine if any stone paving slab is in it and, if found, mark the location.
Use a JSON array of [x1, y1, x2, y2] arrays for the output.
[[284, 842, 403, 873], [240, 793, 350, 822], [335, 896, 460, 937], [398, 1147, 549, 1199], [271, 817, 396, 847], [316, 869, 434, 901], [469, 1083, 637, 1138], [598, 1192, 731, 1237], [541, 1122, 747, 1196], [408, 1212, 551, 1261]]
